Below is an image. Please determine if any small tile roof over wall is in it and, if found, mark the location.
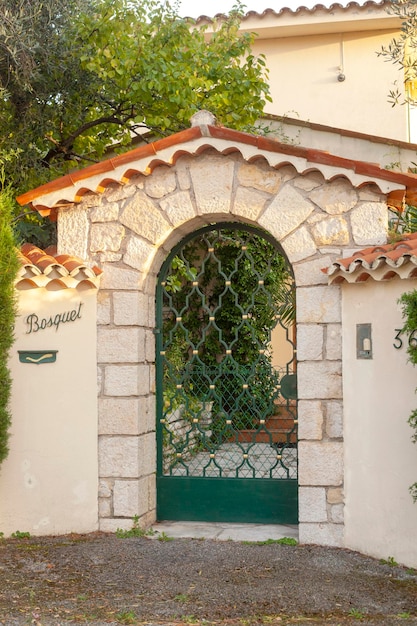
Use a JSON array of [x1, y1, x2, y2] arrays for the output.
[[16, 117, 417, 219], [17, 243, 102, 290], [326, 233, 417, 284]]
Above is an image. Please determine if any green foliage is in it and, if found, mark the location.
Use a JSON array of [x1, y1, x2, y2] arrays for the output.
[[0, 186, 19, 464], [115, 515, 155, 538], [0, 0, 270, 191], [242, 537, 298, 546], [380, 556, 399, 567], [399, 289, 417, 501], [11, 530, 31, 539], [377, 0, 417, 107], [389, 204, 417, 238], [1, 0, 270, 245]]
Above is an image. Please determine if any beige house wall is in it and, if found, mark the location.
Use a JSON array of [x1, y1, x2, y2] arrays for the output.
[[254, 28, 406, 141], [342, 279, 417, 568], [0, 286, 98, 536], [56, 150, 389, 546]]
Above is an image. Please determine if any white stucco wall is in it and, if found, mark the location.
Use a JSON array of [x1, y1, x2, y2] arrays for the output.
[[343, 279, 417, 568], [0, 286, 98, 537]]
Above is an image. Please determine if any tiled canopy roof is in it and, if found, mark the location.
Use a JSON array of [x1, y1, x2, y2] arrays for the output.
[[17, 121, 417, 219], [17, 243, 102, 289], [193, 0, 390, 21], [326, 233, 417, 284]]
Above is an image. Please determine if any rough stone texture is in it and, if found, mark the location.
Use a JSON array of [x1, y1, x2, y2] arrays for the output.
[[97, 327, 145, 363], [358, 185, 384, 202], [233, 186, 267, 221], [98, 497, 112, 518], [327, 486, 344, 504], [326, 324, 342, 360], [293, 256, 332, 286], [113, 479, 148, 517], [90, 223, 125, 252], [311, 216, 350, 246], [98, 479, 112, 498], [296, 324, 324, 361], [99, 265, 142, 290], [299, 522, 344, 547], [98, 398, 140, 435], [309, 179, 358, 215], [325, 400, 344, 439], [58, 207, 89, 259], [299, 487, 327, 522], [259, 185, 314, 240], [293, 172, 323, 191], [124, 235, 156, 272], [138, 433, 156, 476], [298, 441, 344, 486], [298, 400, 324, 440], [144, 166, 176, 199], [176, 158, 192, 190], [105, 182, 137, 203], [159, 190, 196, 227], [237, 162, 282, 194], [281, 227, 318, 263], [190, 155, 235, 214], [145, 328, 155, 362], [97, 291, 111, 325], [120, 192, 172, 244], [329, 503, 345, 524], [99, 517, 132, 532], [98, 252, 123, 263], [350, 202, 388, 245], [298, 361, 342, 399], [113, 291, 149, 326], [99, 437, 140, 478], [297, 286, 341, 323], [104, 365, 142, 396], [90, 202, 120, 222]]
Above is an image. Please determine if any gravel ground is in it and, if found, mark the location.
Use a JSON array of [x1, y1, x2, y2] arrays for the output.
[[1, 531, 417, 626]]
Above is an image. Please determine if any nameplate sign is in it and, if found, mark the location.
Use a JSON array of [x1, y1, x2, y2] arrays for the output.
[[25, 302, 83, 334]]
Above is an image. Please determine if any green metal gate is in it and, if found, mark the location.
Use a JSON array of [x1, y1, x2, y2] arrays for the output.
[[156, 223, 298, 523]]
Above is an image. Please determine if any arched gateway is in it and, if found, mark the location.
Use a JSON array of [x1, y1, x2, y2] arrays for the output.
[[156, 222, 297, 523], [16, 111, 414, 547]]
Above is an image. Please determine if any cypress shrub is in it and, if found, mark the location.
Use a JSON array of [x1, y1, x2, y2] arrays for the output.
[[0, 187, 19, 464]]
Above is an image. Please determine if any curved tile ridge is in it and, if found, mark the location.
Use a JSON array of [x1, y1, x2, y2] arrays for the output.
[[16, 243, 102, 289], [192, 0, 389, 22], [326, 233, 417, 284], [16, 123, 417, 217]]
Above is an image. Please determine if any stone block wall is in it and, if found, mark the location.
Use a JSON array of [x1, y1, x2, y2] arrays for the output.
[[57, 150, 387, 540]]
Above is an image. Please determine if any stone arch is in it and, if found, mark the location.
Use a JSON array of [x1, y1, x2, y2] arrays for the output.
[[56, 144, 388, 545]]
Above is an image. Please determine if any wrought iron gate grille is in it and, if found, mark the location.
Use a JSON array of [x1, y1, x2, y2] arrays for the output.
[[156, 223, 298, 523]]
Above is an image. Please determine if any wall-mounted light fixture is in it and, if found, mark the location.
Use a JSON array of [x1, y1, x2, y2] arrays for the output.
[[338, 35, 346, 82], [356, 324, 372, 359]]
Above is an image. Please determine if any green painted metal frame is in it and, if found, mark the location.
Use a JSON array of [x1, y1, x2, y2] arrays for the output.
[[155, 222, 298, 523], [157, 476, 298, 523]]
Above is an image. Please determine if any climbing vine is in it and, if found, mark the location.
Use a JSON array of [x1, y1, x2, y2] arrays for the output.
[[399, 289, 417, 501], [0, 185, 19, 464]]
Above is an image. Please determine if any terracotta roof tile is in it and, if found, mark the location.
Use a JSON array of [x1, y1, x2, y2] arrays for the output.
[[16, 244, 102, 290], [192, 0, 390, 22], [16, 122, 417, 218], [326, 233, 417, 283]]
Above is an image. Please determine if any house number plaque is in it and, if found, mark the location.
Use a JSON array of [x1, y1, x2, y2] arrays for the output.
[[393, 329, 417, 349]]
